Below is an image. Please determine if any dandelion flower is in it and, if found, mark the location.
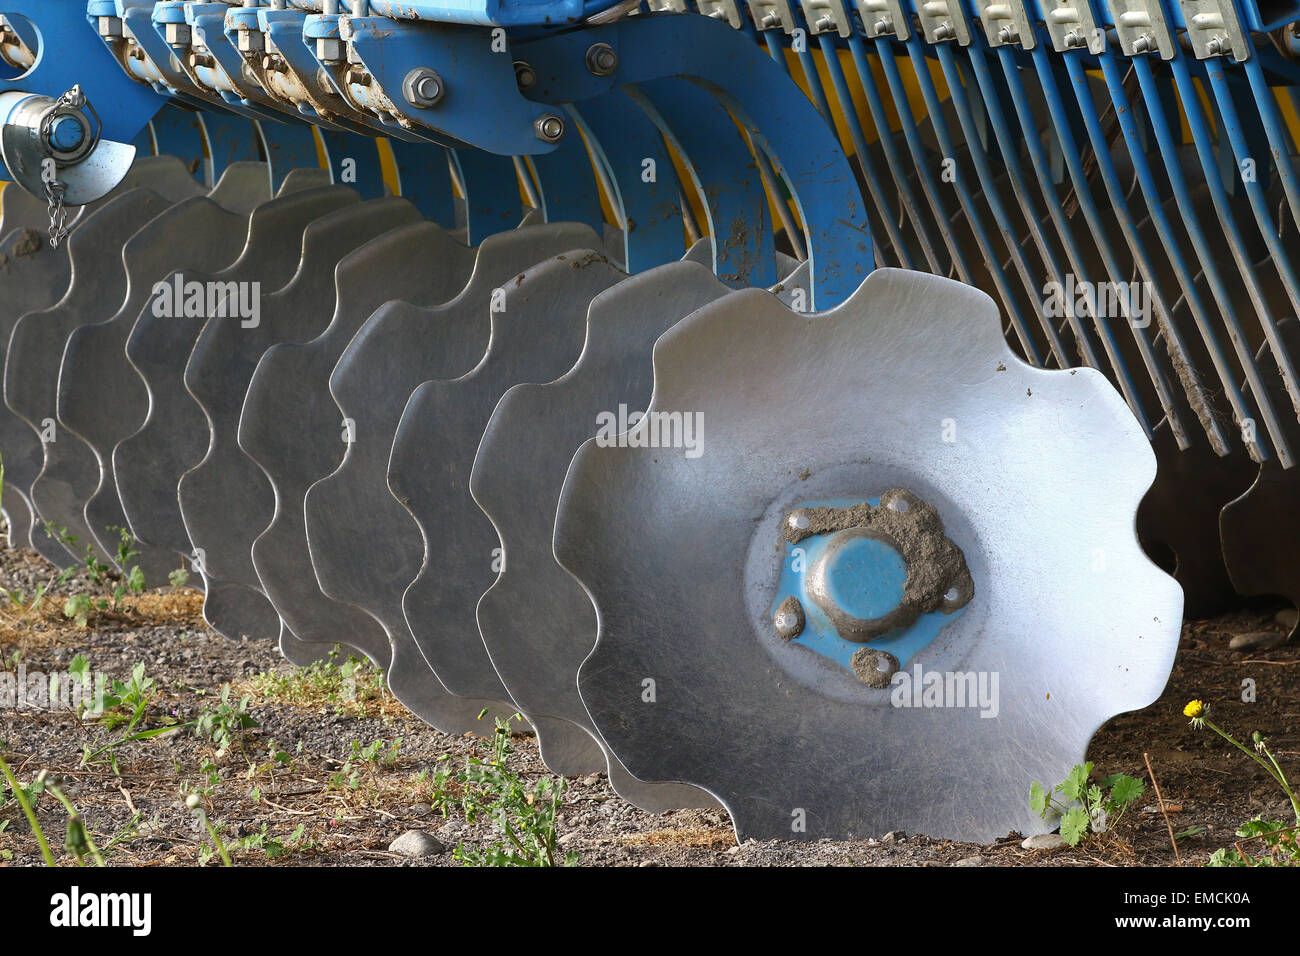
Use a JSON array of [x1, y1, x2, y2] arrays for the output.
[[1183, 699, 1205, 718]]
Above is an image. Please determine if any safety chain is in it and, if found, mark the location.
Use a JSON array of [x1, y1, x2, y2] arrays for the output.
[[39, 86, 88, 250]]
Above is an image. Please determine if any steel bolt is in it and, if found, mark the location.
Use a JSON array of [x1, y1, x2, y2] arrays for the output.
[[934, 21, 954, 40], [403, 68, 445, 108], [874, 16, 893, 35], [1205, 35, 1225, 55], [514, 60, 537, 90], [585, 42, 618, 76], [815, 15, 835, 31], [997, 25, 1018, 43], [534, 113, 565, 142], [760, 12, 780, 28], [1132, 33, 1151, 53], [98, 15, 124, 38]]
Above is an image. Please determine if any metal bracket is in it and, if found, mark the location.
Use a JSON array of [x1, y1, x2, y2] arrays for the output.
[[697, 0, 746, 28], [801, 0, 854, 35], [1042, 0, 1104, 53], [856, 0, 912, 39], [747, 0, 799, 32], [1106, 0, 1175, 58], [913, 0, 972, 44], [972, 0, 1037, 49], [644, 0, 691, 11], [1177, 0, 1249, 61]]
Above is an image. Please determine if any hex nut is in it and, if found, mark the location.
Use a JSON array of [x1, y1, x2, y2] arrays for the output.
[[403, 68, 445, 109]]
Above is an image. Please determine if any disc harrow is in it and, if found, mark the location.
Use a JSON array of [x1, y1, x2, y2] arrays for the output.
[[0, 0, 1297, 842]]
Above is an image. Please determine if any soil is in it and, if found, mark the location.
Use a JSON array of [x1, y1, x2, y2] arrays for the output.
[[0, 537, 1296, 868]]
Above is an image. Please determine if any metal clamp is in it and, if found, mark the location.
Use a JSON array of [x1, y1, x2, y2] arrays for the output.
[[914, 0, 972, 44], [972, 0, 1037, 49], [800, 0, 853, 34], [1042, 0, 1104, 53], [1176, 0, 1249, 61], [747, 0, 799, 32], [855, 0, 911, 38], [697, 0, 746, 28], [1105, 0, 1175, 58]]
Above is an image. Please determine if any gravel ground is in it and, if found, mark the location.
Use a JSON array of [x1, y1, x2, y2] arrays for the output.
[[1, 537, 1297, 867]]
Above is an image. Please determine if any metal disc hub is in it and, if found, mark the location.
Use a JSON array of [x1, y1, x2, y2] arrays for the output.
[[772, 489, 973, 688]]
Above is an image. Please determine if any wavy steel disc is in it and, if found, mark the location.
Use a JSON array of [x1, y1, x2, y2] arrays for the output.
[[56, 164, 275, 585], [473, 259, 728, 801], [390, 249, 626, 705], [179, 197, 422, 644], [116, 186, 360, 640], [6, 189, 174, 566], [304, 222, 600, 733], [555, 269, 1182, 842], [240, 221, 476, 667]]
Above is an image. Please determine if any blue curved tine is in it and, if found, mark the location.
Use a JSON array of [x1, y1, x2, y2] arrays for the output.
[[1056, 44, 1227, 452], [834, 4, 948, 271], [388, 139, 457, 228], [947, 36, 1107, 373], [895, 31, 1045, 364], [961, 33, 1149, 426], [808, 13, 919, 268], [149, 101, 206, 180], [1197, 55, 1300, 428], [447, 148, 523, 244], [197, 110, 263, 187], [256, 119, 324, 194], [1095, 29, 1281, 463], [629, 77, 778, 288], [1003, 41, 1183, 441], [318, 129, 387, 199], [1148, 0, 1300, 440], [569, 92, 687, 273], [1128, 50, 1290, 464], [872, 34, 977, 283]]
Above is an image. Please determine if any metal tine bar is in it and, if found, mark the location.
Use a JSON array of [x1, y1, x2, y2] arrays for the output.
[[450, 148, 523, 244], [841, 16, 947, 272], [1021, 43, 1186, 444], [903, 34, 1044, 364], [630, 78, 778, 288], [934, 41, 1069, 366], [1130, 56, 1289, 464], [1237, 41, 1300, 240], [789, 7, 837, 118], [745, 129, 809, 260], [1194, 55, 1300, 431], [972, 40, 1148, 428], [954, 44, 1106, 373], [873, 36, 974, 281], [513, 156, 543, 210], [816, 30, 915, 267], [1061, 50, 1227, 453], [1101, 48, 1275, 463], [570, 92, 689, 272]]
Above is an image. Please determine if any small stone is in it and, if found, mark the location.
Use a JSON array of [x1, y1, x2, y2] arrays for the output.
[[388, 830, 445, 857], [1229, 631, 1286, 652], [580, 775, 601, 786], [1021, 832, 1067, 850], [1275, 608, 1297, 631], [558, 832, 581, 846], [955, 855, 986, 867], [882, 830, 906, 844]]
